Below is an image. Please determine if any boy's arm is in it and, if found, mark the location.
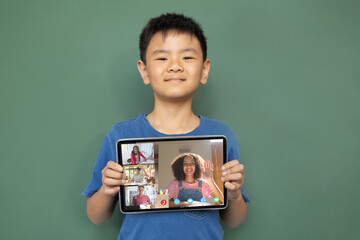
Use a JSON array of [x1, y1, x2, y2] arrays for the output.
[[86, 161, 125, 225], [219, 160, 247, 228], [219, 190, 247, 228], [87, 187, 117, 225]]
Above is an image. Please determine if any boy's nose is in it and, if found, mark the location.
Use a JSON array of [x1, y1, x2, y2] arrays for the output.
[[167, 59, 183, 72]]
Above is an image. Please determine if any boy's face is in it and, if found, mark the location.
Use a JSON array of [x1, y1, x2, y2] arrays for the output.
[[137, 31, 210, 102]]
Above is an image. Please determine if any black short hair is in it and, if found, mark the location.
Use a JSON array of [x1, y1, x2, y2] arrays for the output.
[[139, 13, 207, 64]]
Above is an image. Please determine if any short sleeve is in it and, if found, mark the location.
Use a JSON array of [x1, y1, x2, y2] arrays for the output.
[[82, 136, 117, 199], [226, 126, 251, 203], [166, 180, 179, 200], [201, 180, 214, 197]]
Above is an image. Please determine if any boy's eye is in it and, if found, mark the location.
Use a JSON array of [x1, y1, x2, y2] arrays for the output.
[[183, 56, 194, 60], [156, 57, 167, 61]]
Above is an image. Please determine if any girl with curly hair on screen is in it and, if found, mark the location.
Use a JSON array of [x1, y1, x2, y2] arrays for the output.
[[166, 153, 224, 206]]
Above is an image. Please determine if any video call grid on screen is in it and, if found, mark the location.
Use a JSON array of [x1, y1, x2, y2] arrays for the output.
[[116, 136, 227, 213]]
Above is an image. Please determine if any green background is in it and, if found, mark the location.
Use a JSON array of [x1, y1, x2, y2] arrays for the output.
[[1, 0, 359, 239]]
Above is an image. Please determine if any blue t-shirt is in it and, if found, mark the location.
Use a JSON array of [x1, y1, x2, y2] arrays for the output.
[[82, 113, 250, 240]]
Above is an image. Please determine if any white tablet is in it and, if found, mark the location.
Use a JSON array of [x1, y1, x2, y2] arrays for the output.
[[116, 135, 227, 214]]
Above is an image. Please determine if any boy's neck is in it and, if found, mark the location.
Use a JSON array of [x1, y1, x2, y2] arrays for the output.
[[146, 98, 200, 135]]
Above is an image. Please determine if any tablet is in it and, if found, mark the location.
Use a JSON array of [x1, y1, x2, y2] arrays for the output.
[[116, 135, 227, 214]]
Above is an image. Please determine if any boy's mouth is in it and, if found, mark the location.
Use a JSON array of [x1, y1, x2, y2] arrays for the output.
[[165, 78, 185, 82]]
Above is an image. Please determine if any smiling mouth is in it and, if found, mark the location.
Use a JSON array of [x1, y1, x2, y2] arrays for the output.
[[165, 78, 185, 82]]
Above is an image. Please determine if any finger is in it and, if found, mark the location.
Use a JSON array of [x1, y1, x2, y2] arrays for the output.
[[206, 162, 210, 170], [222, 160, 241, 171], [222, 172, 244, 183], [102, 185, 120, 196], [204, 160, 209, 169], [103, 168, 126, 179], [223, 164, 244, 176], [224, 181, 242, 191], [106, 161, 123, 172], [103, 177, 125, 186]]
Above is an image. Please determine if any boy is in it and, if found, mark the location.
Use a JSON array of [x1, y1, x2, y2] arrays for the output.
[[83, 13, 250, 239], [132, 186, 151, 206]]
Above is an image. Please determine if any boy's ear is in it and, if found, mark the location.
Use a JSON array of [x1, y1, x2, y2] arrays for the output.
[[200, 59, 211, 85], [137, 60, 150, 85]]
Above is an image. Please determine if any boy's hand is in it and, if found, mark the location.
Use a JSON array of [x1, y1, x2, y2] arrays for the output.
[[101, 161, 126, 196], [222, 160, 245, 200]]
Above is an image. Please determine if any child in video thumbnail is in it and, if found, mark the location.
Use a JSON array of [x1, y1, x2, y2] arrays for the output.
[[166, 153, 224, 205], [131, 145, 147, 164], [132, 186, 151, 206], [130, 167, 148, 184]]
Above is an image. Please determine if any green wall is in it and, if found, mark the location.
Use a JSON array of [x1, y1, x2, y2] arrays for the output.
[[1, 0, 359, 239]]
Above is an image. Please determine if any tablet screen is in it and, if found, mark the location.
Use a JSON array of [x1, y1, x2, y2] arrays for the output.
[[116, 135, 227, 213]]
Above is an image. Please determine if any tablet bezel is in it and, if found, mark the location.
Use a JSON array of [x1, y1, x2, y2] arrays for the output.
[[116, 135, 228, 214]]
